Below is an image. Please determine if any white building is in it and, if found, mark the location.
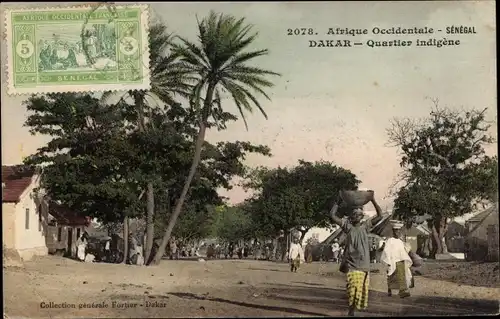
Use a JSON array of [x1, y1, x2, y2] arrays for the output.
[[2, 165, 48, 260]]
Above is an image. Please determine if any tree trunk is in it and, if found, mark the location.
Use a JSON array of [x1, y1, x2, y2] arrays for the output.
[[151, 83, 216, 265], [151, 121, 208, 264], [429, 216, 448, 258], [134, 92, 155, 265], [271, 237, 278, 261], [144, 182, 154, 263], [122, 215, 129, 264], [299, 228, 309, 245]]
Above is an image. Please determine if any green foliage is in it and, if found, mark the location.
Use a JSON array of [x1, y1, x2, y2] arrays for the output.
[[211, 205, 254, 242], [244, 160, 360, 237], [24, 93, 142, 223], [389, 105, 496, 226], [154, 202, 216, 242], [150, 11, 279, 264], [171, 10, 280, 128], [23, 92, 271, 226], [468, 155, 498, 203], [305, 235, 320, 246]]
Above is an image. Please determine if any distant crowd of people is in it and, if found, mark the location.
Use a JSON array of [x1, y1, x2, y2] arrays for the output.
[[167, 237, 201, 259]]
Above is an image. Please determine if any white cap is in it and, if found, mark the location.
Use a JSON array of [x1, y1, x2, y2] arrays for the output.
[[390, 219, 404, 229]]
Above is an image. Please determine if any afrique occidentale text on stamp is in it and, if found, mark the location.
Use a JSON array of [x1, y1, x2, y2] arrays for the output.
[[5, 4, 150, 95]]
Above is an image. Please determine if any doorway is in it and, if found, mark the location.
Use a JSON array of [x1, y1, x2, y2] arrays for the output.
[[67, 228, 73, 258]]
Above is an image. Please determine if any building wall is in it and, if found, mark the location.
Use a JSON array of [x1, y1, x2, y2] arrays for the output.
[[302, 227, 336, 245], [405, 236, 418, 253], [2, 203, 17, 249], [468, 211, 498, 241], [15, 179, 46, 250], [466, 210, 499, 261], [46, 225, 82, 257], [487, 224, 499, 261], [10, 176, 49, 260]]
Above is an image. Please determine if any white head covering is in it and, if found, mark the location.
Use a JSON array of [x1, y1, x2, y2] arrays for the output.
[[390, 219, 404, 229]]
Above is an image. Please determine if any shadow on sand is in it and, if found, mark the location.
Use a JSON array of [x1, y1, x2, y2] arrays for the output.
[[168, 292, 328, 316], [246, 267, 284, 272], [261, 283, 499, 316], [167, 281, 498, 317], [417, 261, 500, 289]]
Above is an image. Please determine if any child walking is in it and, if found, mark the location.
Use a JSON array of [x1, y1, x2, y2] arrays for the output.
[[289, 237, 304, 272]]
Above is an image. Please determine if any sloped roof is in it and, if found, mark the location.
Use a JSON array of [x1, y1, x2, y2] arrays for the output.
[[405, 224, 431, 237], [48, 200, 91, 226], [466, 205, 497, 235], [2, 165, 36, 203], [86, 222, 112, 238], [467, 206, 496, 223], [417, 224, 431, 235]]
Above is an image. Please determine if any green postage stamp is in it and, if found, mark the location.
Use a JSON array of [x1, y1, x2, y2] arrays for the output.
[[5, 4, 150, 95]]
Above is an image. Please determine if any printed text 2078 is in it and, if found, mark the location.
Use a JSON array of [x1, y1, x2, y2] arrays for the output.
[[287, 28, 317, 35]]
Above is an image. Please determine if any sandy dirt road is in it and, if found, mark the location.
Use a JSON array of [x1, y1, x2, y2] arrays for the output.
[[3, 256, 499, 318]]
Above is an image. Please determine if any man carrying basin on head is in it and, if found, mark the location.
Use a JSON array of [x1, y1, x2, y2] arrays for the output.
[[329, 189, 383, 317]]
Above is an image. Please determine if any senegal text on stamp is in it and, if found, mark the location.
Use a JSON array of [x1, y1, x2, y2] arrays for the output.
[[5, 4, 150, 95]]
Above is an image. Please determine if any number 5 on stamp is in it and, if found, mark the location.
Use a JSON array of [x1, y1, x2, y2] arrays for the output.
[[5, 4, 151, 95]]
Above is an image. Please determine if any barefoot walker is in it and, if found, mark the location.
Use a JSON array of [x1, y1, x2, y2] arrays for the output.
[[329, 190, 383, 316]]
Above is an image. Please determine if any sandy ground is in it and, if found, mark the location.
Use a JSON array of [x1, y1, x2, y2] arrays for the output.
[[3, 256, 499, 318]]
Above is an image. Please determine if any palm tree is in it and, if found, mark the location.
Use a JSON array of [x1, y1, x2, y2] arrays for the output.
[[101, 22, 193, 264], [152, 11, 280, 264]]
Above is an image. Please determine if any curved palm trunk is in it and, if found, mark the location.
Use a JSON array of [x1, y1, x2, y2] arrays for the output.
[[151, 84, 215, 265], [151, 121, 207, 264]]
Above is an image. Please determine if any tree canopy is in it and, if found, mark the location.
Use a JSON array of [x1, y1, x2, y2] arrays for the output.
[[23, 92, 271, 235], [151, 10, 280, 264], [243, 160, 360, 241], [210, 205, 254, 243], [387, 102, 497, 256]]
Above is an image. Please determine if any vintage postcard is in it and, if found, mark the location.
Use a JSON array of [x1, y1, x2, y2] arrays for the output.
[[4, 4, 150, 95], [2, 1, 498, 318]]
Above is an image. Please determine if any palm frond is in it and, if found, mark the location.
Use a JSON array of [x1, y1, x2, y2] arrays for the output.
[[223, 73, 274, 101], [227, 50, 269, 67], [172, 37, 210, 71], [223, 79, 269, 120], [225, 65, 280, 78], [172, 11, 280, 130]]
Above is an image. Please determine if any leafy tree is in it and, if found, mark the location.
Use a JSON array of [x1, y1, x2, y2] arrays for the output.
[[99, 22, 194, 263], [244, 160, 360, 243], [305, 234, 320, 246], [152, 11, 280, 264], [211, 205, 254, 243], [154, 203, 216, 244], [23, 92, 272, 265], [469, 155, 498, 203], [24, 93, 143, 263], [387, 101, 496, 257]]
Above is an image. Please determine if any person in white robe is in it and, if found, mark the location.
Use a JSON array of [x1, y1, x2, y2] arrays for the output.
[[380, 220, 413, 298], [289, 238, 305, 272], [76, 235, 87, 261]]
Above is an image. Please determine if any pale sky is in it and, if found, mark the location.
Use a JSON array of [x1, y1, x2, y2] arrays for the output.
[[1, 1, 497, 208]]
